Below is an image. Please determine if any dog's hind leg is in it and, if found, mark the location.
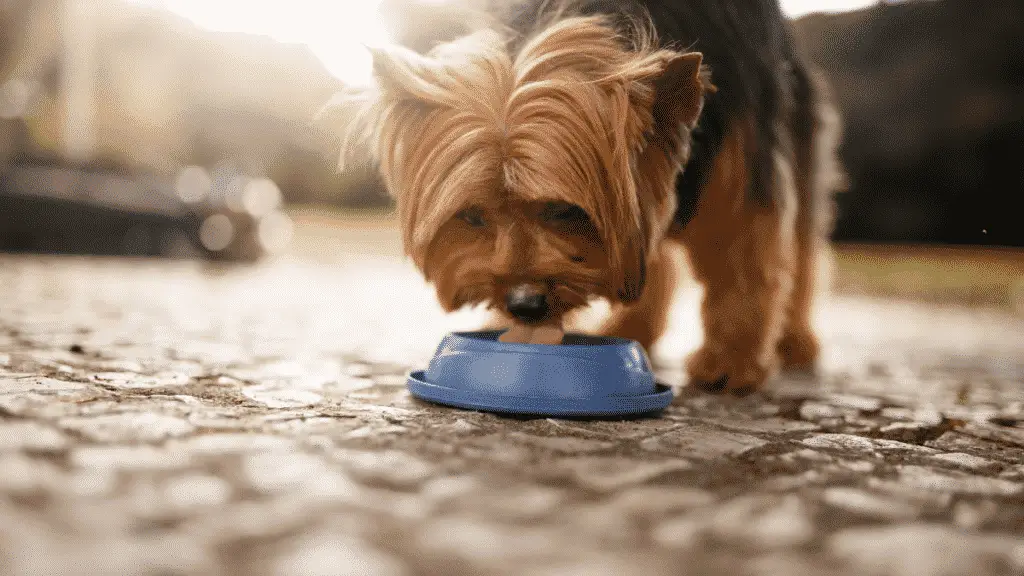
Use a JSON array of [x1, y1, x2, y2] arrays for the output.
[[778, 67, 844, 373]]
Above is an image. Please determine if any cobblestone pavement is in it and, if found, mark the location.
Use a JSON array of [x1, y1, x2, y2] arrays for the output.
[[1, 240, 1024, 576]]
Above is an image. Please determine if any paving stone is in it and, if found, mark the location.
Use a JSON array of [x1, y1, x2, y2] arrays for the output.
[[274, 532, 409, 576], [960, 423, 1024, 449], [880, 407, 943, 426], [801, 434, 937, 455], [640, 425, 768, 458], [708, 495, 815, 549], [894, 465, 1023, 496], [871, 439, 939, 454], [242, 384, 324, 408], [557, 501, 641, 547], [878, 422, 935, 441], [650, 515, 705, 549], [801, 434, 878, 452], [0, 453, 64, 494], [70, 444, 192, 471], [556, 457, 692, 492], [952, 500, 1001, 530], [821, 487, 921, 520], [609, 486, 716, 518], [60, 412, 196, 443], [0, 376, 89, 394], [243, 450, 334, 493], [926, 431, 1024, 464], [929, 452, 1002, 473], [827, 394, 883, 412], [418, 475, 481, 504], [507, 432, 615, 453], [89, 370, 190, 389], [416, 516, 564, 565], [829, 524, 1024, 576], [469, 485, 564, 522], [0, 420, 69, 452], [172, 432, 296, 455], [3, 245, 1024, 575], [66, 467, 119, 498], [339, 449, 436, 490], [162, 474, 234, 513], [525, 553, 677, 576], [701, 417, 820, 434], [800, 402, 844, 420]]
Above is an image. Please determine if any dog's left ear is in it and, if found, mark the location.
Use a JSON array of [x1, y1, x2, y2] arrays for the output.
[[606, 52, 711, 304]]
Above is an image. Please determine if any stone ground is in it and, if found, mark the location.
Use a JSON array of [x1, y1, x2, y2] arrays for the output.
[[1, 216, 1024, 576]]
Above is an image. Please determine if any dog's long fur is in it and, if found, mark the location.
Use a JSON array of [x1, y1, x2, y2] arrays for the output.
[[324, 0, 843, 393]]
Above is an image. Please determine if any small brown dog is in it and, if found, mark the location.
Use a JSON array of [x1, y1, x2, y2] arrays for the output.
[[324, 0, 843, 394]]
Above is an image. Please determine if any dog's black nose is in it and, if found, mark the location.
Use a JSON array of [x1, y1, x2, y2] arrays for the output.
[[505, 285, 549, 323]]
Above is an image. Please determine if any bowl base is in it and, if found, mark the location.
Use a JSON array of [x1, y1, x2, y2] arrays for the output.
[[406, 371, 674, 419]]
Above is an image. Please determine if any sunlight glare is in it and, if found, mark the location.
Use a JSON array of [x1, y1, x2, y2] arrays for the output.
[[125, 0, 882, 84], [125, 0, 394, 85]]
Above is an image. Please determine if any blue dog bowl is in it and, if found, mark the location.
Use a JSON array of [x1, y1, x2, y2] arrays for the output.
[[406, 330, 673, 418]]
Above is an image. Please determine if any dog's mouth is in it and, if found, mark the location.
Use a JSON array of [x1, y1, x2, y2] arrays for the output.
[[447, 270, 608, 321], [504, 283, 550, 323]]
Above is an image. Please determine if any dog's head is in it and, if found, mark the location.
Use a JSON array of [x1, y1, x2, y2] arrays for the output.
[[324, 15, 709, 324]]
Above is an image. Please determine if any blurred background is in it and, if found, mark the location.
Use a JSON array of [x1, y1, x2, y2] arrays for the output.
[[0, 0, 1022, 267]]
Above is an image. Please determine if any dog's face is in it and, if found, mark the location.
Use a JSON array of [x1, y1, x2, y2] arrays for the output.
[[325, 16, 708, 324]]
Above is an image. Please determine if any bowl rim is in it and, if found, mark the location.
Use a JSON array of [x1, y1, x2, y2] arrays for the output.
[[444, 330, 641, 354], [407, 370, 674, 417]]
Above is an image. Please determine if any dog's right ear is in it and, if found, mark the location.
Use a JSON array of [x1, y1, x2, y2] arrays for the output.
[[370, 29, 510, 109], [317, 30, 507, 172], [365, 44, 452, 105]]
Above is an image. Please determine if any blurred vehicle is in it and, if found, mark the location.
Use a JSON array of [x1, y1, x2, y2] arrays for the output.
[[0, 161, 293, 262]]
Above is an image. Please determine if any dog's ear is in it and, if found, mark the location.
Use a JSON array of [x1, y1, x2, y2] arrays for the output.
[[609, 227, 648, 304], [318, 30, 507, 173], [601, 51, 710, 304], [651, 51, 710, 131], [369, 29, 508, 108], [365, 44, 452, 106]]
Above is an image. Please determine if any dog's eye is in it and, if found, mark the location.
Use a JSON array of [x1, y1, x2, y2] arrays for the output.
[[456, 208, 486, 228], [541, 202, 589, 224]]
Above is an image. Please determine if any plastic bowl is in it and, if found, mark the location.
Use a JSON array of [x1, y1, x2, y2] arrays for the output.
[[406, 330, 673, 418]]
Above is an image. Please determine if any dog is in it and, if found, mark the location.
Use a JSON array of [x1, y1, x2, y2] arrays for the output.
[[323, 0, 844, 394]]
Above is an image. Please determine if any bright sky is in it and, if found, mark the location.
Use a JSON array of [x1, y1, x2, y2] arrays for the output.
[[125, 0, 880, 85]]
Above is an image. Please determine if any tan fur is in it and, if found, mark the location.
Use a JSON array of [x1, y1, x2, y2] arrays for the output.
[[323, 15, 707, 321], [599, 241, 678, 350], [668, 120, 796, 393]]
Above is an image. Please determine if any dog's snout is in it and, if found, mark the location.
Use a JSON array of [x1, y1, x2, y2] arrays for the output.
[[505, 284, 549, 323]]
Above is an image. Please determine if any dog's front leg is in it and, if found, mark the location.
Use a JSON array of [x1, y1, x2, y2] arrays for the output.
[[681, 204, 796, 394]]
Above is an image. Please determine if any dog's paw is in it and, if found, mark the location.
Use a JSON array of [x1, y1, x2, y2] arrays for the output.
[[685, 345, 778, 395], [598, 315, 657, 352], [777, 329, 820, 373]]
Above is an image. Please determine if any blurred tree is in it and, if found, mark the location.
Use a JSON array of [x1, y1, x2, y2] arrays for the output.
[[794, 0, 1024, 246]]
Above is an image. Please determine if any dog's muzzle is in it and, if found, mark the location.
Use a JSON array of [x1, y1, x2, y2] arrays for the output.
[[505, 283, 549, 323]]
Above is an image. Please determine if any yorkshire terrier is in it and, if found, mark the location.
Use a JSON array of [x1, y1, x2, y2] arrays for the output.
[[323, 0, 844, 394]]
